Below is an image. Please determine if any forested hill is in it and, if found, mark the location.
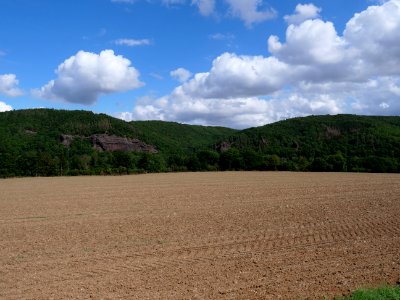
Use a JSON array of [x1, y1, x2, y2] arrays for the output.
[[222, 114, 400, 173], [0, 109, 399, 177]]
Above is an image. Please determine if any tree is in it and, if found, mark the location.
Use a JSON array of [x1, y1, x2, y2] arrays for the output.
[[241, 150, 263, 170], [311, 157, 329, 172], [219, 148, 243, 170], [264, 154, 281, 171], [197, 150, 220, 170], [138, 153, 166, 172], [112, 151, 133, 169], [326, 152, 347, 172]]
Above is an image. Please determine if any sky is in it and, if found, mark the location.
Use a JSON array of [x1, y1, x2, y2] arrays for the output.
[[1, 0, 400, 129]]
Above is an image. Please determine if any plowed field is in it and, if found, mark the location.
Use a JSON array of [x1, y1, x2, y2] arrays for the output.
[[0, 172, 399, 299]]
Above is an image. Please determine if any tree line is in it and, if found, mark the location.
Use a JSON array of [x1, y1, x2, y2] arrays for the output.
[[1, 146, 398, 178], [0, 109, 399, 177]]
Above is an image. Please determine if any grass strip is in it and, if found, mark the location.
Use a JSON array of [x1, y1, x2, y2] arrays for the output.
[[335, 285, 400, 300]]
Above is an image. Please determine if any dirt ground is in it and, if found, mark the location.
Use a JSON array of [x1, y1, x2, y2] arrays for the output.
[[0, 172, 399, 300]]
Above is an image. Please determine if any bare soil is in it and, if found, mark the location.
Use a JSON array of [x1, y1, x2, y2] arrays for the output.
[[0, 172, 399, 299]]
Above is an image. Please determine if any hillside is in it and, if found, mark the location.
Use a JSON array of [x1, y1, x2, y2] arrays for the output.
[[220, 114, 400, 172], [0, 109, 399, 177], [0, 109, 235, 176]]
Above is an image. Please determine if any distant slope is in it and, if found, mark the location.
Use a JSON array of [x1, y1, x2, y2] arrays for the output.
[[0, 109, 399, 177], [131, 120, 237, 155], [219, 114, 400, 172], [0, 109, 236, 154], [0, 109, 235, 176]]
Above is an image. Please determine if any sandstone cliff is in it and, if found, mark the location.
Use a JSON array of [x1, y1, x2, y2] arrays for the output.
[[61, 134, 158, 153]]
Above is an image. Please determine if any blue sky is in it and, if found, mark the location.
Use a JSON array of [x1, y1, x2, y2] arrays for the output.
[[1, 0, 399, 128]]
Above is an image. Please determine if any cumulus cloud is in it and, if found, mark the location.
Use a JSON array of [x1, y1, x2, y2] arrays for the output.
[[0, 74, 23, 97], [343, 0, 400, 76], [284, 3, 321, 24], [119, 91, 343, 128], [34, 50, 143, 105], [192, 0, 215, 16], [268, 19, 346, 66], [175, 53, 292, 99], [119, 0, 400, 128], [225, 0, 277, 27], [170, 68, 192, 83], [114, 38, 152, 46], [0, 101, 13, 112]]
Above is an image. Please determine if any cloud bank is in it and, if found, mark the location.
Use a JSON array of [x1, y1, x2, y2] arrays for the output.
[[120, 0, 400, 128], [34, 50, 143, 105]]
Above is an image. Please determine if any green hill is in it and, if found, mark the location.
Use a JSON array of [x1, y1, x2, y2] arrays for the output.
[[220, 114, 400, 172], [0, 109, 235, 176], [0, 109, 399, 177]]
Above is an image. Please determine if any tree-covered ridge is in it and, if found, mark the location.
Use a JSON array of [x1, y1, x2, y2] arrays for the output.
[[131, 120, 237, 155], [0, 109, 236, 176], [0, 109, 399, 177], [223, 114, 400, 172]]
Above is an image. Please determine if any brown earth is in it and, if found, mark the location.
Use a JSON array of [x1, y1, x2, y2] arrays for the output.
[[0, 172, 399, 300]]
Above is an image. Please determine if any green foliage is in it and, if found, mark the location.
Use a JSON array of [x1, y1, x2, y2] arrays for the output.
[[0, 109, 399, 177], [223, 114, 400, 173], [220, 148, 243, 170], [335, 285, 400, 300], [264, 154, 281, 171]]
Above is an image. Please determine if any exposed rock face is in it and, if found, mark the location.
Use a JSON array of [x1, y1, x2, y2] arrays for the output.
[[61, 134, 158, 153], [25, 129, 37, 135], [325, 126, 341, 138], [61, 134, 74, 147], [216, 141, 232, 152], [91, 134, 158, 153]]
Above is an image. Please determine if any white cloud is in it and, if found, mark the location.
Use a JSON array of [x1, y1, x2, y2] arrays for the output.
[[121, 0, 400, 128], [0, 101, 12, 112], [150, 72, 164, 80], [114, 38, 152, 46], [343, 0, 400, 77], [176, 53, 292, 99], [170, 68, 192, 83], [209, 33, 235, 41], [162, 0, 186, 6], [34, 50, 143, 105], [0, 74, 23, 97], [111, 0, 276, 26], [121, 91, 344, 128], [268, 19, 346, 66], [284, 3, 321, 24], [225, 0, 277, 27], [111, 0, 135, 3], [117, 111, 135, 121], [192, 0, 215, 16]]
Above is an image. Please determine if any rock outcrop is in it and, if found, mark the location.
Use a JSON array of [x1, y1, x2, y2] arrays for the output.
[[61, 134, 158, 153], [91, 134, 158, 153], [61, 134, 74, 147], [215, 141, 232, 152]]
